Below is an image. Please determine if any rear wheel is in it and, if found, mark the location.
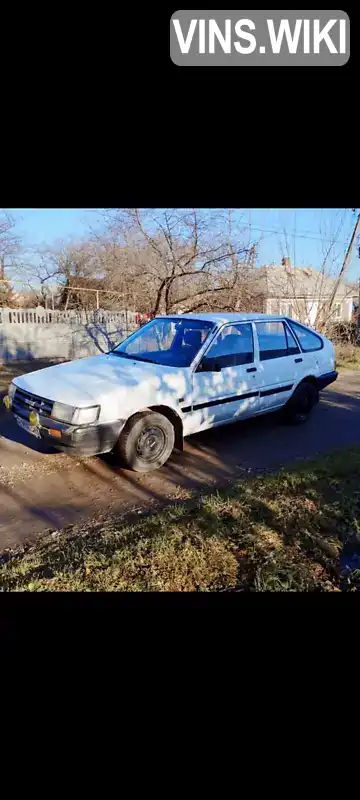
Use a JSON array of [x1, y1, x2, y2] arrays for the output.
[[116, 410, 175, 472], [283, 382, 319, 425]]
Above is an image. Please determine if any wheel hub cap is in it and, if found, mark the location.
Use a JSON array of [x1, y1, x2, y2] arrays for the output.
[[136, 426, 166, 462]]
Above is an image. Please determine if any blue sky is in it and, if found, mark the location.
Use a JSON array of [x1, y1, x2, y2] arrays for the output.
[[7, 207, 360, 281], [8, 208, 99, 246]]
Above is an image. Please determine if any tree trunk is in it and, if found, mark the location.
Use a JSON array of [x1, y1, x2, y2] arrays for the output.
[[152, 279, 167, 317]]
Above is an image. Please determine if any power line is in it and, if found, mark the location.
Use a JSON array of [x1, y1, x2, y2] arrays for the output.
[[243, 225, 352, 246], [328, 212, 360, 309]]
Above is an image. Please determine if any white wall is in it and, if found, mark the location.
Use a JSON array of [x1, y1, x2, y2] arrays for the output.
[[266, 296, 355, 325], [306, 301, 318, 326], [342, 298, 353, 322], [0, 307, 137, 362]]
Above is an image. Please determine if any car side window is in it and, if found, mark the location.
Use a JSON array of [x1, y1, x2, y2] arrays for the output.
[[202, 323, 254, 369], [284, 323, 300, 356], [256, 321, 289, 361], [288, 320, 323, 352]]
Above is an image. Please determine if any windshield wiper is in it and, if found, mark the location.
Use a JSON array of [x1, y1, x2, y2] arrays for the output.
[[130, 355, 156, 364]]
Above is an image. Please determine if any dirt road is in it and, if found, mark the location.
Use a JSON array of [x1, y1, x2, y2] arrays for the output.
[[1, 369, 360, 550]]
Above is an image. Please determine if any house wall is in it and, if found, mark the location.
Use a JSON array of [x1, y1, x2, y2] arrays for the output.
[[266, 296, 355, 325], [342, 298, 353, 322], [305, 300, 318, 326], [266, 297, 311, 322]]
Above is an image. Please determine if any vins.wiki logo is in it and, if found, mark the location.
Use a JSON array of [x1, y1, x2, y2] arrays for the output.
[[170, 10, 350, 66]]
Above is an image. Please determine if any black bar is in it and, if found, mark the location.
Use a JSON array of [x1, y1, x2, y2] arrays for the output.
[[316, 371, 338, 390], [260, 384, 293, 398], [181, 390, 258, 413], [193, 391, 258, 411], [182, 382, 296, 413]]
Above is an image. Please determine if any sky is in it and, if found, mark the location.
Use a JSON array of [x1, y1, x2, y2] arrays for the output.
[[8, 208, 99, 247], [6, 207, 360, 283]]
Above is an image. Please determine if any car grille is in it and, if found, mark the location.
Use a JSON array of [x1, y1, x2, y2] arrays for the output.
[[13, 388, 53, 419]]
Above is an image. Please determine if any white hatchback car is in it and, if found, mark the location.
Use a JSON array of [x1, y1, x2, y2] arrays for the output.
[[4, 313, 337, 472]]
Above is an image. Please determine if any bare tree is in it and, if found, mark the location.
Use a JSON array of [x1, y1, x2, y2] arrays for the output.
[[9, 210, 261, 315], [0, 210, 21, 306], [98, 208, 259, 316], [16, 239, 105, 310], [272, 210, 358, 331]]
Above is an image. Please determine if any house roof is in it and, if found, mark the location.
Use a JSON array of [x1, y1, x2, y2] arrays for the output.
[[258, 265, 356, 299]]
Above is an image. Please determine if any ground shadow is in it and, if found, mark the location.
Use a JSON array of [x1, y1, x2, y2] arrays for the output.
[[0, 478, 89, 532], [2, 389, 360, 489]]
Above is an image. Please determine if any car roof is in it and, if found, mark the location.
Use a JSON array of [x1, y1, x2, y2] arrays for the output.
[[158, 312, 286, 325]]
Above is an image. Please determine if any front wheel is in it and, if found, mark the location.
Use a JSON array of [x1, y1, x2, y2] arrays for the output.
[[283, 382, 319, 425], [116, 411, 175, 472]]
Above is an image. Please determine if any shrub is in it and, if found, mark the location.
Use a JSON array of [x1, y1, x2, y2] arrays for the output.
[[330, 321, 359, 345]]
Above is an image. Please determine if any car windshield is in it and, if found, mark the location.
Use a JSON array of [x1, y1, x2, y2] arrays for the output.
[[111, 317, 215, 368]]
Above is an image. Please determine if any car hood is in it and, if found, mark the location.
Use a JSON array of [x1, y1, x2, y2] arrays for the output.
[[13, 354, 188, 412]]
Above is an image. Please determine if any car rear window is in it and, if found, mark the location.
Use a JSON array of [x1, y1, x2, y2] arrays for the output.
[[284, 323, 300, 356], [288, 320, 323, 352]]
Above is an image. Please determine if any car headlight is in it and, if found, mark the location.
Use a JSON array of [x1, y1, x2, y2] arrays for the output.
[[51, 402, 100, 425], [51, 401, 76, 424], [8, 382, 16, 401], [72, 406, 100, 425]]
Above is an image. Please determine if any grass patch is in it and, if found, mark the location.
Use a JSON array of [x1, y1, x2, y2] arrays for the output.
[[2, 448, 360, 592], [335, 343, 360, 372]]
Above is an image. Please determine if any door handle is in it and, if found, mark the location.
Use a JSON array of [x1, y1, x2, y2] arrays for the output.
[[246, 367, 257, 372], [294, 357, 303, 363]]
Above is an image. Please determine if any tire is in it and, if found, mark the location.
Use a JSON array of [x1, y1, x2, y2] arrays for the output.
[[116, 410, 175, 472], [283, 381, 319, 425]]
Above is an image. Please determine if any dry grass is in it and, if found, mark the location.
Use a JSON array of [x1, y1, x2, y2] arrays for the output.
[[1, 448, 360, 592], [335, 343, 360, 371]]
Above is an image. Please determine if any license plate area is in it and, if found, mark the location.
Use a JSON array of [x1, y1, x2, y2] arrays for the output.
[[14, 414, 41, 439]]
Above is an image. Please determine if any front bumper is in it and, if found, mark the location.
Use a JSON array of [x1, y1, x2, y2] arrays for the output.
[[38, 418, 125, 456], [4, 398, 125, 457], [316, 370, 338, 391]]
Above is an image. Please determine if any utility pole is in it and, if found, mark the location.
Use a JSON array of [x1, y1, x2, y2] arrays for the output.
[[328, 210, 360, 311]]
